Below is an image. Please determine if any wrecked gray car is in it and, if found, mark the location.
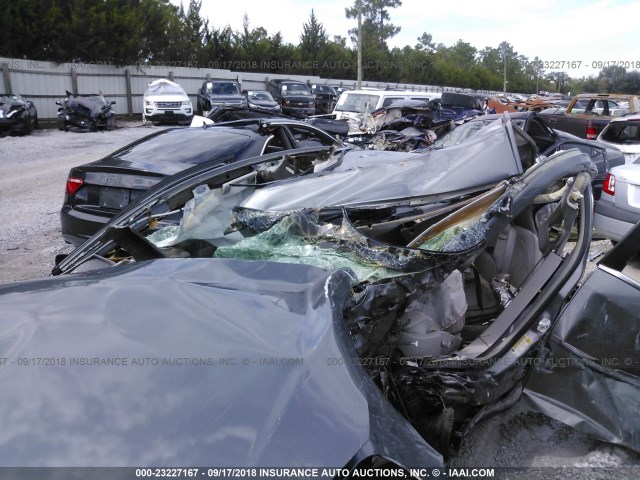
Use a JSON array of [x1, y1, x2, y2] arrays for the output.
[[2, 116, 637, 471]]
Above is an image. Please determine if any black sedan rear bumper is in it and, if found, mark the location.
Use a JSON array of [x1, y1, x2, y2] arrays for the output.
[[61, 204, 112, 246]]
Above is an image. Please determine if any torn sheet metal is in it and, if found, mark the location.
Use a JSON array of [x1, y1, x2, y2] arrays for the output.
[[147, 184, 253, 248], [241, 118, 523, 212], [361, 99, 482, 151], [524, 267, 640, 452], [370, 127, 438, 151]]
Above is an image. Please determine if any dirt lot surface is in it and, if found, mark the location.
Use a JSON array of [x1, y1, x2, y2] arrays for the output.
[[0, 124, 638, 475], [0, 122, 154, 283]]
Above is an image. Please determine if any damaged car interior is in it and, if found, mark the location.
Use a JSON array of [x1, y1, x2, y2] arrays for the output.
[[53, 115, 598, 459]]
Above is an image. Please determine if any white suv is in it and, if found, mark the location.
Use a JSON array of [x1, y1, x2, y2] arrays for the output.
[[143, 79, 193, 125]]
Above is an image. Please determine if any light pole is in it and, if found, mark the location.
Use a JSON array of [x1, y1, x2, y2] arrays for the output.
[[357, 0, 362, 89]]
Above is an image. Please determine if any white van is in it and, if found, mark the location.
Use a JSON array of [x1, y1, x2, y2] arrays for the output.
[[332, 89, 442, 121]]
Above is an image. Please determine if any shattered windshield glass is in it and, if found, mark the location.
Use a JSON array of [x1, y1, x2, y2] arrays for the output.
[[147, 179, 509, 285]]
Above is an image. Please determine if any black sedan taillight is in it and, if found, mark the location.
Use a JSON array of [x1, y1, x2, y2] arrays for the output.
[[66, 177, 84, 195]]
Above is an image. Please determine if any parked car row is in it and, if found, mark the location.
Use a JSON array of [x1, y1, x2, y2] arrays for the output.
[[147, 78, 339, 124], [0, 78, 336, 136]]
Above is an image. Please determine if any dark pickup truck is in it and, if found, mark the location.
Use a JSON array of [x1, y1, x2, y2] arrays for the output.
[[541, 93, 640, 139], [196, 80, 246, 114], [267, 79, 315, 117]]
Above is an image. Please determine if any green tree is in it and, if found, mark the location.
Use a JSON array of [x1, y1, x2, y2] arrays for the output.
[[415, 32, 435, 51], [298, 9, 329, 75], [0, 0, 184, 64], [345, 0, 402, 51], [300, 10, 328, 57]]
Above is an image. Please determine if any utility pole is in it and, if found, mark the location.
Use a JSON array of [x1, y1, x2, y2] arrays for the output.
[[503, 45, 507, 93], [357, 0, 362, 89]]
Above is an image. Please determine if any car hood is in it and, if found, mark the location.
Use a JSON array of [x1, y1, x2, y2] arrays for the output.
[[247, 99, 279, 108], [242, 118, 526, 211], [0, 97, 27, 115], [282, 94, 314, 101], [144, 93, 189, 103], [206, 94, 244, 103], [0, 258, 441, 468]]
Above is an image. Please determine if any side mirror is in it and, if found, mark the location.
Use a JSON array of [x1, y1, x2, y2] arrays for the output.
[[110, 101, 117, 105]]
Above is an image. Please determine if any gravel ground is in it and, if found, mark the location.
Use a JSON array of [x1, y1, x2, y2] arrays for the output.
[[0, 121, 155, 283], [0, 124, 638, 473]]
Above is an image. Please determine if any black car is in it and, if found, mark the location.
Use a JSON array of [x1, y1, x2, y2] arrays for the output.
[[60, 119, 341, 245], [196, 80, 246, 114], [267, 79, 315, 117], [438, 91, 485, 117], [242, 90, 281, 114], [56, 92, 116, 132], [34, 117, 639, 467], [0, 93, 38, 135], [204, 104, 350, 139], [431, 111, 625, 200]]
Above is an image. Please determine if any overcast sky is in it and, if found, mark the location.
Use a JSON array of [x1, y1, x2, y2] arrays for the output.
[[175, 0, 640, 78]]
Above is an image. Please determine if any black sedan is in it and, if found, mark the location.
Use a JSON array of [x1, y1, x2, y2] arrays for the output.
[[204, 104, 351, 139], [0, 93, 38, 135], [242, 90, 281, 114], [61, 119, 340, 245], [7, 117, 634, 468], [431, 111, 625, 200]]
